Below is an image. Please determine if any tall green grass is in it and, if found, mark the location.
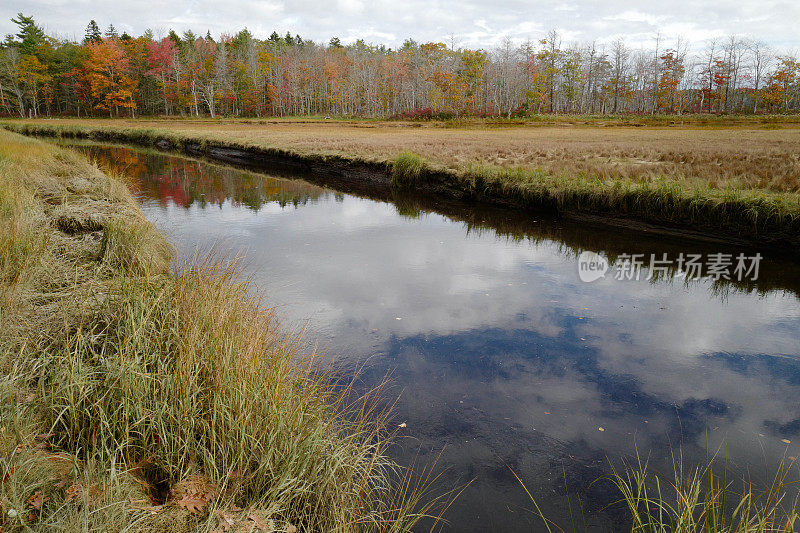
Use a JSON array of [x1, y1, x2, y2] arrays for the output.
[[514, 451, 800, 533], [391, 152, 426, 188], [608, 452, 799, 532]]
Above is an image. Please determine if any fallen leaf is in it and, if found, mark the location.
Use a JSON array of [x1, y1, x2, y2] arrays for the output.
[[65, 484, 83, 502], [598, 427, 605, 432], [170, 474, 216, 515], [214, 509, 237, 531], [286, 524, 298, 533], [176, 493, 209, 514], [782, 439, 791, 444], [248, 512, 274, 531], [2, 466, 17, 483], [27, 491, 47, 510]]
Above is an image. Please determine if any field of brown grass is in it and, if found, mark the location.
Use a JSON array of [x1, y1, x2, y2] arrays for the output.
[[9, 117, 800, 193]]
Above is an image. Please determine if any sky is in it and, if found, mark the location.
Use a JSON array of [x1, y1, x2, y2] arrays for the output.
[[2, 0, 799, 51]]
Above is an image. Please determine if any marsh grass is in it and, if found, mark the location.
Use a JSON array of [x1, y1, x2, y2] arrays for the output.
[[514, 450, 800, 533], [607, 451, 800, 532], [391, 152, 426, 188], [0, 129, 448, 532], [5, 121, 800, 246]]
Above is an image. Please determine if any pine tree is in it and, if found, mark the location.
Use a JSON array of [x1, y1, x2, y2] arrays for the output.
[[84, 20, 101, 44], [11, 13, 45, 55]]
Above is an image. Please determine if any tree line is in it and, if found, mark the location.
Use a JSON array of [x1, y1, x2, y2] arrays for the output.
[[2, 13, 799, 119]]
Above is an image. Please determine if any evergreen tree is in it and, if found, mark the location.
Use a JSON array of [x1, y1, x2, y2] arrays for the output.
[[84, 20, 101, 44], [168, 29, 182, 48], [11, 13, 45, 55]]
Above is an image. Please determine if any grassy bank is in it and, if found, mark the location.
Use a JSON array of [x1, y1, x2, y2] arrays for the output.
[[3, 119, 800, 250], [0, 129, 443, 531]]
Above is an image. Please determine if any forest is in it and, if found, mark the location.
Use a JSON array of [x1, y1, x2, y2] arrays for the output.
[[2, 13, 799, 119]]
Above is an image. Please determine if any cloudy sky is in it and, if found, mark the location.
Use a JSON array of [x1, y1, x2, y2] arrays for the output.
[[2, 0, 799, 50]]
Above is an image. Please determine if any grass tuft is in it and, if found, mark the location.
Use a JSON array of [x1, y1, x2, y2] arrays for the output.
[[391, 152, 426, 188], [607, 451, 799, 532]]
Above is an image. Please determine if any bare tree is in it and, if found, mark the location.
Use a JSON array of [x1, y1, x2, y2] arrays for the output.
[[748, 40, 773, 113], [610, 39, 628, 113]]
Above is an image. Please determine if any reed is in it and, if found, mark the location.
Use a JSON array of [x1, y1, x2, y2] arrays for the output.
[[607, 451, 799, 532], [514, 450, 800, 532]]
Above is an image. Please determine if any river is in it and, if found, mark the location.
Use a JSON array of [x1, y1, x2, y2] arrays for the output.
[[61, 140, 800, 531]]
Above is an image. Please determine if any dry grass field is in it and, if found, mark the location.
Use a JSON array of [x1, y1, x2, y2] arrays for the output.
[[8, 117, 800, 192]]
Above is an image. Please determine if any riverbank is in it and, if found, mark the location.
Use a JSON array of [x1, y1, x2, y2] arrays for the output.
[[0, 129, 438, 531], [3, 119, 800, 252]]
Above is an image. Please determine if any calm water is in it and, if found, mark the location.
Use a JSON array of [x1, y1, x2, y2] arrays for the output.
[[64, 141, 800, 531]]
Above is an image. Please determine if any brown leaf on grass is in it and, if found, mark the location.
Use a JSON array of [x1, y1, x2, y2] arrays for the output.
[[65, 483, 83, 502], [176, 493, 209, 514], [170, 474, 216, 515], [2, 466, 17, 483], [247, 512, 274, 531], [65, 483, 105, 506], [27, 491, 47, 510], [213, 509, 237, 531], [286, 524, 298, 533]]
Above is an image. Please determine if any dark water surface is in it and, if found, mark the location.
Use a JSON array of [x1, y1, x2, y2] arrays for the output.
[[63, 141, 800, 531]]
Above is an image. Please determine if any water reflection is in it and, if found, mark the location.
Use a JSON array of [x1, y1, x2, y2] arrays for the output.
[[68, 142, 800, 532]]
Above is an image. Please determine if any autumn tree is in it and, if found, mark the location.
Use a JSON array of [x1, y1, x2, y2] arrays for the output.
[[84, 38, 138, 116]]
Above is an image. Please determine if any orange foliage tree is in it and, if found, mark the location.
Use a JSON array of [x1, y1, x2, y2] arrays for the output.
[[84, 38, 138, 116]]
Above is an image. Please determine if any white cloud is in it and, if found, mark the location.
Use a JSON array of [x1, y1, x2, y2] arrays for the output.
[[3, 0, 799, 49]]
